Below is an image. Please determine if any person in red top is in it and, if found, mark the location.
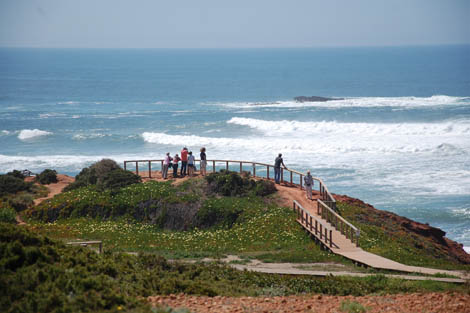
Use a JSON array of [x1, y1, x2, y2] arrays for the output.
[[180, 147, 188, 177]]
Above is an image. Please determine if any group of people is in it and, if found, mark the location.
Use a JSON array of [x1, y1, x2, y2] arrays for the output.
[[274, 153, 314, 201], [162, 150, 314, 200], [162, 147, 207, 179]]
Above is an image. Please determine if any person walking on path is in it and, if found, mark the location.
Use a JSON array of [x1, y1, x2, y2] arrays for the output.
[[180, 147, 188, 177], [304, 170, 314, 200], [188, 151, 195, 177], [172, 153, 181, 178], [274, 153, 286, 184], [162, 152, 172, 179], [200, 147, 207, 176]]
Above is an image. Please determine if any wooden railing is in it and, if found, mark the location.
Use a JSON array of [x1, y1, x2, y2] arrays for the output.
[[318, 199, 360, 246], [123, 159, 336, 207], [67, 240, 103, 253], [293, 200, 335, 248]]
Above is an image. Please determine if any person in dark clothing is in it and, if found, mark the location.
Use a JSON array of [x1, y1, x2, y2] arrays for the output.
[[172, 154, 181, 178], [274, 153, 286, 184], [200, 147, 207, 176]]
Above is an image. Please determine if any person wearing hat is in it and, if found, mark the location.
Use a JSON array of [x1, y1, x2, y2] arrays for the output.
[[304, 170, 314, 200]]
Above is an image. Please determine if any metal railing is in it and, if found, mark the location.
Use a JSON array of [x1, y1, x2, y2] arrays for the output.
[[123, 158, 336, 206], [293, 200, 335, 248]]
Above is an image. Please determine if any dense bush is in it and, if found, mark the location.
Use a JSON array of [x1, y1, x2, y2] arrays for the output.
[[1, 222, 466, 313], [35, 169, 58, 185], [101, 169, 142, 190], [205, 170, 276, 197], [6, 170, 25, 180], [195, 198, 244, 229], [8, 193, 34, 212], [0, 204, 16, 223], [0, 175, 32, 196], [65, 159, 141, 191]]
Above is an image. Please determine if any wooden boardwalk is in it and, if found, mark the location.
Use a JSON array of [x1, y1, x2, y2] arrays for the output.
[[289, 188, 465, 277], [125, 158, 468, 279]]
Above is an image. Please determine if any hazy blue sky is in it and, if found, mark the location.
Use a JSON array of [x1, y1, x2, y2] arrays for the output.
[[1, 0, 469, 48]]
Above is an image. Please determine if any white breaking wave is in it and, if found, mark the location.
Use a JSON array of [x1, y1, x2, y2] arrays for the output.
[[228, 117, 470, 137], [17, 129, 52, 141], [215, 95, 469, 108]]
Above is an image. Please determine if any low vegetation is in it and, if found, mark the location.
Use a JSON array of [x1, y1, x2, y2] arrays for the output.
[[64, 159, 141, 192], [35, 169, 58, 185], [1, 222, 468, 313]]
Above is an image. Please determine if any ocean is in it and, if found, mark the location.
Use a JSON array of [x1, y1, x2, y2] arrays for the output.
[[1, 46, 469, 248]]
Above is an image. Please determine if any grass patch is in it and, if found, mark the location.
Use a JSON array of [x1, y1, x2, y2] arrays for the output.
[[337, 201, 470, 271], [2, 222, 469, 313]]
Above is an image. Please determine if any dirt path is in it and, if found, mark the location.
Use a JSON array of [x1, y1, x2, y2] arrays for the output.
[[16, 174, 75, 225], [148, 292, 470, 313], [26, 174, 75, 205]]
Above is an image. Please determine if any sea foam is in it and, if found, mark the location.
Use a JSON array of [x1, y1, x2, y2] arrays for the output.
[[17, 129, 52, 141], [216, 95, 469, 109]]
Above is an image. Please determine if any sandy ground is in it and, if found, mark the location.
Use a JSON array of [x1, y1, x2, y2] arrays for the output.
[[16, 174, 75, 225], [148, 292, 470, 313]]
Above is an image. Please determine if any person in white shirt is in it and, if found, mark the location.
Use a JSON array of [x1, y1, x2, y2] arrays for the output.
[[304, 171, 314, 200], [188, 151, 196, 177], [162, 152, 172, 179]]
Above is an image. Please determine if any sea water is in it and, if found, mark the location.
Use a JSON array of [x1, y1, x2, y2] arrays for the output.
[[1, 46, 469, 248]]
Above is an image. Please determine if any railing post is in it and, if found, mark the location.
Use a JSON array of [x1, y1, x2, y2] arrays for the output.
[[136, 162, 139, 176], [213, 161, 216, 173], [315, 220, 318, 235], [226, 161, 229, 171], [290, 171, 293, 185], [124, 161, 127, 171], [161, 160, 164, 173], [253, 164, 256, 177], [99, 242, 102, 254], [319, 224, 323, 239], [309, 216, 313, 232], [267, 166, 269, 179], [325, 228, 328, 244], [240, 162, 242, 173], [148, 161, 152, 178], [300, 174, 303, 189], [329, 230, 333, 247]]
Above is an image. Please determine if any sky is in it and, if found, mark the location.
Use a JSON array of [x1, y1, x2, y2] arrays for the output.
[[0, 0, 469, 48]]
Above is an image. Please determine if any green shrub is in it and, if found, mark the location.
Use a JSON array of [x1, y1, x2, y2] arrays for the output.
[[0, 205, 17, 223], [195, 198, 244, 229], [35, 169, 58, 184], [9, 193, 34, 212], [206, 170, 277, 197], [65, 159, 139, 191], [254, 179, 277, 196], [101, 168, 142, 190], [340, 300, 367, 313], [6, 170, 25, 180], [0, 175, 31, 196]]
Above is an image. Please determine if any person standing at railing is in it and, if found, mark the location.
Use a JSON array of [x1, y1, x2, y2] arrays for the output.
[[162, 152, 172, 179], [172, 153, 181, 178], [180, 147, 188, 177], [274, 153, 286, 184], [188, 151, 195, 177], [304, 170, 314, 200], [200, 147, 207, 176]]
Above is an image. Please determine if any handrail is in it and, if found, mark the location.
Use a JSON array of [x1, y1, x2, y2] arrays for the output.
[[293, 200, 335, 248], [123, 158, 336, 208], [318, 199, 360, 246]]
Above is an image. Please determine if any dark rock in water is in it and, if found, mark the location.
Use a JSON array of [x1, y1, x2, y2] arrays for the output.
[[294, 96, 344, 102]]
